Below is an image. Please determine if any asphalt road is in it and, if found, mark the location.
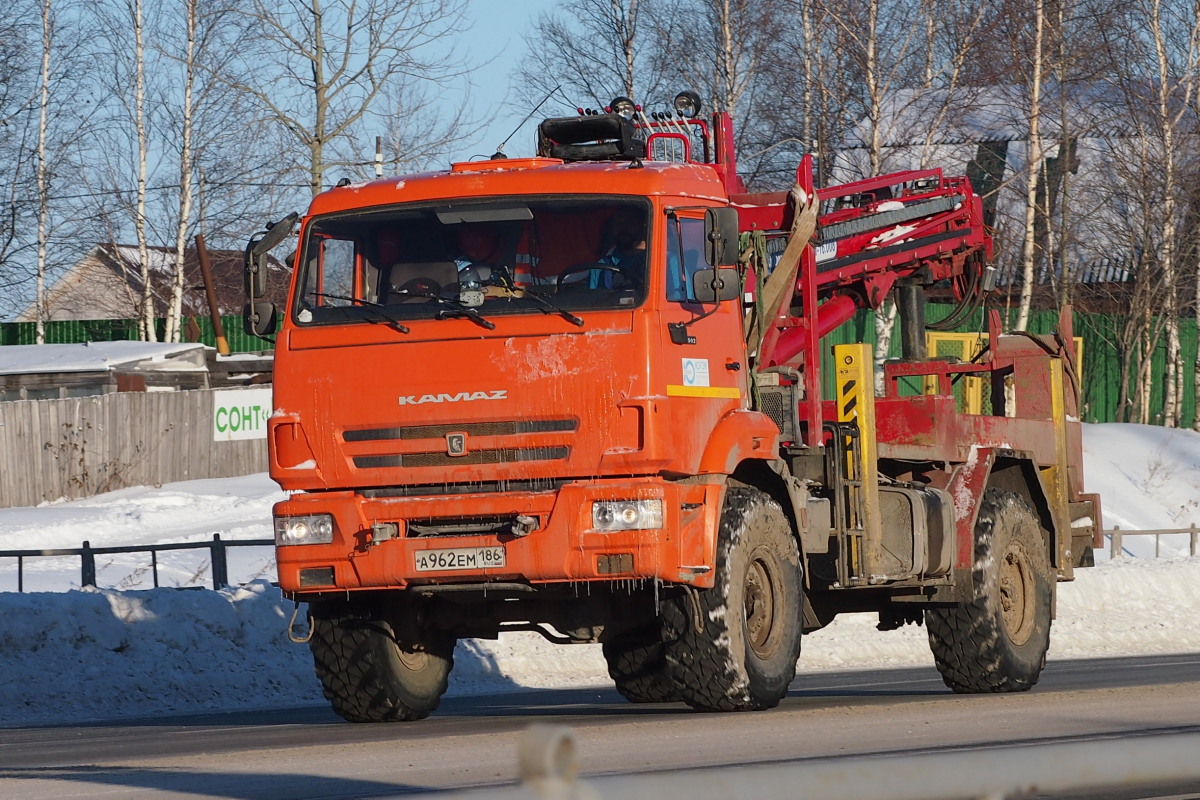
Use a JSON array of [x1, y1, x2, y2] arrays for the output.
[[2, 653, 1199, 800]]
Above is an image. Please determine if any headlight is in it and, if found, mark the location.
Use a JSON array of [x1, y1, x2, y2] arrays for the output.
[[275, 514, 335, 546], [592, 499, 663, 532]]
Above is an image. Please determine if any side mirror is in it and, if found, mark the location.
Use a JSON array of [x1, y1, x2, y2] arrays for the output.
[[244, 212, 299, 302], [692, 267, 740, 303], [704, 207, 740, 266], [243, 301, 278, 338]]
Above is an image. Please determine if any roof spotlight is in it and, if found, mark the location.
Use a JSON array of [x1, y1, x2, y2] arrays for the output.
[[609, 95, 636, 119], [673, 90, 702, 118]]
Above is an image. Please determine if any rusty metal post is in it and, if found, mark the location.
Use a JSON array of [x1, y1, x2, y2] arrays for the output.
[[195, 234, 230, 355], [211, 533, 228, 589], [897, 281, 927, 361], [81, 540, 96, 587]]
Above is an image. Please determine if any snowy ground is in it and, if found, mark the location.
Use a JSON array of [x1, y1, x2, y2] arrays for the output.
[[0, 423, 1197, 728]]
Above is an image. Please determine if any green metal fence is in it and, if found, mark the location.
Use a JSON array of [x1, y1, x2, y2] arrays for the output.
[[819, 304, 1197, 427], [0, 316, 276, 353]]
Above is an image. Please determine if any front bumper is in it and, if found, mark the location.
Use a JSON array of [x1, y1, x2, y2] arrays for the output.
[[274, 477, 722, 594]]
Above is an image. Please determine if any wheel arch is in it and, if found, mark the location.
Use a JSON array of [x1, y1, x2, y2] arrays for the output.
[[948, 449, 1060, 572], [986, 456, 1059, 566], [730, 458, 806, 555], [697, 409, 781, 475]]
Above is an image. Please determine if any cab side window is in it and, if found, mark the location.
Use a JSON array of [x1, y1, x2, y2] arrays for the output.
[[304, 237, 357, 306], [666, 217, 706, 302]]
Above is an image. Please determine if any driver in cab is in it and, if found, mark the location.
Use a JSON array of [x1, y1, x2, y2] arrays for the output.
[[592, 207, 646, 288], [558, 207, 645, 291]]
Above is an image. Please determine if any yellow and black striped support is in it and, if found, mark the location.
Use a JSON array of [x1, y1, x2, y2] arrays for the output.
[[834, 343, 881, 580]]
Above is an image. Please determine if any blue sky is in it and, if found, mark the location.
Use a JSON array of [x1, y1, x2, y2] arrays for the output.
[[456, 0, 563, 160]]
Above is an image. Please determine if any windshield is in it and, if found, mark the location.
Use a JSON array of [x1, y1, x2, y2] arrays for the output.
[[294, 196, 651, 326]]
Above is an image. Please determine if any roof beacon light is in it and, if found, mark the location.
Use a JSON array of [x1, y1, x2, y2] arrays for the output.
[[673, 90, 702, 119], [609, 96, 636, 120]]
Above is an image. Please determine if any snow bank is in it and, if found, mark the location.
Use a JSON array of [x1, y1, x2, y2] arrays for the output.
[[0, 422, 1197, 728]]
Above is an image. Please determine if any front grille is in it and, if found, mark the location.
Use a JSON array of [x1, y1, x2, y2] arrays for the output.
[[361, 477, 568, 498], [407, 515, 528, 538], [345, 419, 577, 442], [354, 446, 569, 469]]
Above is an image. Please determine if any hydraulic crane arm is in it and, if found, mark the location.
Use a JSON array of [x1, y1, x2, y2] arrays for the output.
[[738, 164, 993, 373]]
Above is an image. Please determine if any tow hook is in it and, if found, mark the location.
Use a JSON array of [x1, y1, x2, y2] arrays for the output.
[[287, 601, 314, 644], [370, 522, 400, 546], [511, 515, 538, 537]]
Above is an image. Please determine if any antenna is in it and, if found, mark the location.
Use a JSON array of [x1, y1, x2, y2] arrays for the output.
[[491, 84, 563, 158]]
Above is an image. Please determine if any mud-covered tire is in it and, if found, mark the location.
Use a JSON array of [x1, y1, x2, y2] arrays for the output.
[[309, 610, 454, 722], [602, 627, 679, 704], [661, 487, 803, 711], [926, 488, 1052, 693]]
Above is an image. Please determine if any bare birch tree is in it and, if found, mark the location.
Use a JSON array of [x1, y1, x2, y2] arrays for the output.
[[1098, 0, 1200, 426], [34, 0, 52, 343], [652, 0, 775, 116], [1014, 0, 1046, 331], [0, 1, 40, 317], [225, 0, 469, 199], [519, 0, 672, 112], [164, 0, 203, 343], [127, 0, 155, 340], [1144, 0, 1200, 426]]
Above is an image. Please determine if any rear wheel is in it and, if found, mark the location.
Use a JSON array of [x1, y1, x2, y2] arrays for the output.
[[661, 487, 803, 711], [602, 627, 678, 704], [926, 488, 1053, 693], [309, 605, 454, 722]]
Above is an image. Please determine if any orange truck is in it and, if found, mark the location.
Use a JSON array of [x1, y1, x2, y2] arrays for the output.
[[244, 91, 1101, 722]]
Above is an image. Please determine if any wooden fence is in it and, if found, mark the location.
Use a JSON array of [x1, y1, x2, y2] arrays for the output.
[[0, 388, 268, 508], [1106, 526, 1199, 559]]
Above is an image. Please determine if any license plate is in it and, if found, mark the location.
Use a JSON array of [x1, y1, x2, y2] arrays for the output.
[[414, 546, 506, 572]]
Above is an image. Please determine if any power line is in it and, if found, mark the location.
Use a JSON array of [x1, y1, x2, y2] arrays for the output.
[[44, 181, 310, 203]]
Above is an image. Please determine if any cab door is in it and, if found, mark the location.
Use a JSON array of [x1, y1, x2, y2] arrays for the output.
[[656, 211, 751, 470]]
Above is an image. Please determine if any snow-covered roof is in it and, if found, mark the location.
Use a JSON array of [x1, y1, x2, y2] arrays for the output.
[[0, 341, 210, 375], [840, 81, 1178, 149]]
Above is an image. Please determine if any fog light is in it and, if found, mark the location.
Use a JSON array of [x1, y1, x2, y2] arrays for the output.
[[592, 499, 663, 531], [275, 514, 335, 546]]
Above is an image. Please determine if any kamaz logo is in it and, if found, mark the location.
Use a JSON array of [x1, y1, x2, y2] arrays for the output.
[[398, 390, 508, 406]]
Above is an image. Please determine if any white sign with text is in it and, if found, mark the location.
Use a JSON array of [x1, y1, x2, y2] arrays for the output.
[[212, 388, 272, 441]]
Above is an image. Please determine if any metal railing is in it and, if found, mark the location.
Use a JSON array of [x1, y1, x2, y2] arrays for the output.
[[0, 535, 274, 592], [1105, 524, 1199, 559], [405, 725, 1200, 800], [2, 525, 1191, 594]]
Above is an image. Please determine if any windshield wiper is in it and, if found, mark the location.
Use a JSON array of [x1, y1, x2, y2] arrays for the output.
[[485, 267, 584, 327], [518, 287, 585, 327], [310, 292, 410, 334], [389, 289, 496, 330]]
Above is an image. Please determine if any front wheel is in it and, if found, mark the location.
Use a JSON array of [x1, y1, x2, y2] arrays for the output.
[[602, 626, 679, 704], [661, 487, 803, 711], [926, 488, 1053, 693], [308, 605, 454, 722]]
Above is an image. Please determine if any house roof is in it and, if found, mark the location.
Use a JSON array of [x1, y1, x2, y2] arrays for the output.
[[0, 341, 210, 376], [838, 80, 1189, 149], [16, 243, 290, 322]]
